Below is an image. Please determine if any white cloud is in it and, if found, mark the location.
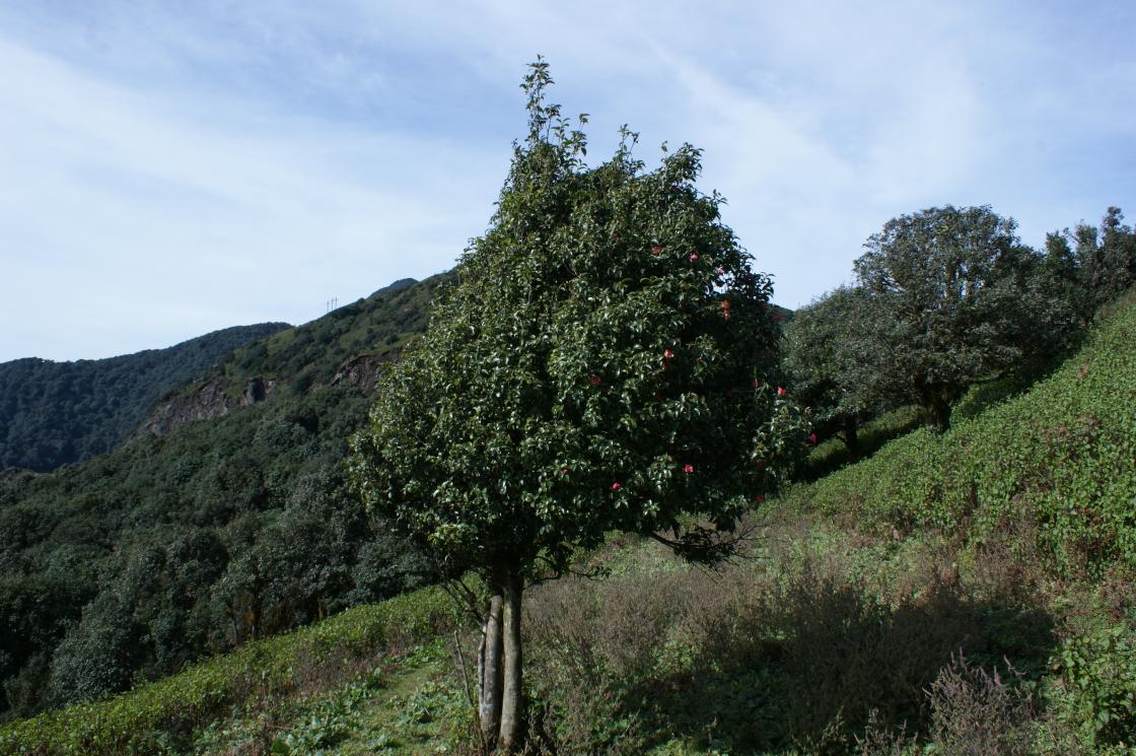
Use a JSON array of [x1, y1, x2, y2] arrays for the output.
[[0, 1, 1132, 360], [0, 35, 505, 360]]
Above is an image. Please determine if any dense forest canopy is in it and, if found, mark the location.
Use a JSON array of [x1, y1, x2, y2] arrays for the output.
[[0, 277, 442, 720]]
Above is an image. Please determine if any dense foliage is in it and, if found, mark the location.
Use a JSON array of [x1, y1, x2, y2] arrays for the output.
[[785, 206, 1133, 438], [0, 323, 288, 472], [784, 288, 1136, 577], [0, 277, 443, 721], [10, 280, 1135, 752], [181, 292, 1135, 755], [352, 62, 805, 751], [782, 286, 882, 456], [1051, 207, 1136, 321], [852, 205, 1077, 429]]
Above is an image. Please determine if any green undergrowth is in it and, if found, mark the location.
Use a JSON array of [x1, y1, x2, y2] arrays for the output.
[[193, 638, 469, 755], [783, 290, 1136, 578], [0, 586, 455, 754], [799, 405, 924, 482]]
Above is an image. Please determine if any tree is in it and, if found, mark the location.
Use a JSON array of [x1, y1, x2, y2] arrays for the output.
[[350, 61, 804, 752], [782, 286, 884, 457], [853, 205, 1067, 430], [1067, 207, 1136, 318]]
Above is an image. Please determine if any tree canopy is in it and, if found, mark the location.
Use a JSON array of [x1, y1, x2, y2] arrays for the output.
[[851, 205, 1073, 429], [782, 285, 883, 455], [350, 60, 803, 751]]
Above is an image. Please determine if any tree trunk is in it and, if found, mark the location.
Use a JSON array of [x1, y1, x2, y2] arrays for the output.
[[478, 591, 505, 751], [498, 571, 524, 753], [842, 417, 860, 460], [929, 394, 952, 432]]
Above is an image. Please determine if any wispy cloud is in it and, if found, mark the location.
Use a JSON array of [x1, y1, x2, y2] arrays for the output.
[[1, 1, 1132, 360]]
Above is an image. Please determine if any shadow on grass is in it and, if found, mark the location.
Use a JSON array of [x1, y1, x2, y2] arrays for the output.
[[798, 406, 924, 483], [623, 577, 1055, 754]]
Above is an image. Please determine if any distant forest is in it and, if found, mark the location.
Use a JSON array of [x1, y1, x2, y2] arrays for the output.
[[0, 323, 288, 472]]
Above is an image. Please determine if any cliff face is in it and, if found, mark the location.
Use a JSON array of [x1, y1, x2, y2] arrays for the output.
[[329, 350, 401, 393], [142, 377, 276, 436], [138, 276, 440, 437]]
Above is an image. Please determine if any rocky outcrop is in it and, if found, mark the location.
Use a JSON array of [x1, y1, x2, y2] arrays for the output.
[[330, 350, 400, 394], [143, 376, 275, 436]]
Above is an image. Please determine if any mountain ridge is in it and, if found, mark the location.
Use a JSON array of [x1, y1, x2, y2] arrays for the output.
[[0, 322, 291, 472]]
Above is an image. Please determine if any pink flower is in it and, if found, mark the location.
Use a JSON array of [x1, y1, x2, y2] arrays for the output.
[[720, 299, 731, 320], [682, 464, 694, 474], [716, 266, 726, 277], [776, 386, 787, 398], [689, 252, 700, 262], [663, 348, 675, 359], [651, 244, 664, 256], [808, 432, 818, 445], [610, 481, 622, 492], [589, 374, 603, 386]]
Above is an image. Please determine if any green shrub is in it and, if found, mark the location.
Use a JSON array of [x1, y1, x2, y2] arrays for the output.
[[1054, 622, 1136, 750]]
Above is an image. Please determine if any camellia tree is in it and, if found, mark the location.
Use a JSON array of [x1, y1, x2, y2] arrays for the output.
[[350, 61, 805, 752]]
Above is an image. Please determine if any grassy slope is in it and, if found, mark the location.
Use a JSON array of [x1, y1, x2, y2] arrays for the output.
[[783, 290, 1136, 577], [0, 587, 456, 754]]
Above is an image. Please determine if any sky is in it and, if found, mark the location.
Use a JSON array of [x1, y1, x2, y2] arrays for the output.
[[1, 1, 1133, 362]]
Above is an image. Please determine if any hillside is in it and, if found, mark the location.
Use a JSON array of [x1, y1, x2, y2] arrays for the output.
[[5, 293, 1134, 753], [0, 275, 445, 722], [0, 323, 289, 472], [782, 289, 1136, 577]]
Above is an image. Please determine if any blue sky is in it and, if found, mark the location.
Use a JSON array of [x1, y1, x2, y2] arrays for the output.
[[1, 1, 1133, 362]]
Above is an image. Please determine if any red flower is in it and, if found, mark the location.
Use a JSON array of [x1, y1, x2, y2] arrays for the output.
[[610, 481, 622, 492], [651, 244, 664, 256], [589, 374, 603, 386], [755, 494, 765, 504], [776, 386, 787, 398], [682, 464, 694, 474], [663, 348, 675, 359], [720, 299, 731, 320], [689, 252, 700, 262], [808, 432, 818, 445]]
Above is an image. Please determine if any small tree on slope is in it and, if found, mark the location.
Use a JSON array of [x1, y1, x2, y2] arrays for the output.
[[350, 61, 804, 752]]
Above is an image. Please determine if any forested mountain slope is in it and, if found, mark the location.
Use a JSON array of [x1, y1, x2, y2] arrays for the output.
[[0, 275, 444, 721], [0, 323, 289, 472]]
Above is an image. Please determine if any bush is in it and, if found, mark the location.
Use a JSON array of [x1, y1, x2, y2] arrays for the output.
[[1054, 622, 1136, 751]]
